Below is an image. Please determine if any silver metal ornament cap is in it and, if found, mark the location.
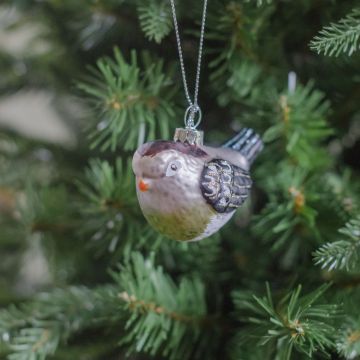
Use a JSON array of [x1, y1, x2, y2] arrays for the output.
[[174, 128, 204, 146]]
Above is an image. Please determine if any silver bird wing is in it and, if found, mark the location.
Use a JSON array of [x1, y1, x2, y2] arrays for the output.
[[200, 158, 252, 213]]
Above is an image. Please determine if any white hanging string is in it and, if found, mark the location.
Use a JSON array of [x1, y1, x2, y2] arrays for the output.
[[169, 0, 208, 129]]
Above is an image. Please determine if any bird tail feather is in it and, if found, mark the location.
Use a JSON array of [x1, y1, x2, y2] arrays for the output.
[[222, 128, 263, 164]]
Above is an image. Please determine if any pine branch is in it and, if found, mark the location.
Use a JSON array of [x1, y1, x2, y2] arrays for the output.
[[0, 134, 60, 189], [336, 316, 360, 359], [18, 185, 77, 236], [245, 0, 273, 6], [0, 252, 220, 360], [321, 170, 360, 221], [207, 2, 275, 108], [314, 215, 360, 271], [77, 158, 163, 258], [80, 158, 136, 211], [310, 8, 360, 56], [138, 0, 172, 44], [263, 82, 332, 169], [207, 2, 259, 84], [113, 252, 220, 360], [157, 235, 224, 281], [0, 286, 122, 360], [232, 284, 339, 359], [78, 48, 177, 151], [253, 163, 320, 255]]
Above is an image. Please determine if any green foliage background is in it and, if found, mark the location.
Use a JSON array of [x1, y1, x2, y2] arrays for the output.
[[0, 0, 359, 359]]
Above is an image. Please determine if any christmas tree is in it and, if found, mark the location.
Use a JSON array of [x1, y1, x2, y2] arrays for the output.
[[0, 1, 359, 359]]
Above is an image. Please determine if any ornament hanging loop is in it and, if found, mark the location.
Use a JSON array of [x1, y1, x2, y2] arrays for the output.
[[184, 104, 202, 129]]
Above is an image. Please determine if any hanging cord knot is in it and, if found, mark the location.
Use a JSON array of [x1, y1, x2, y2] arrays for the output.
[[184, 104, 202, 129]]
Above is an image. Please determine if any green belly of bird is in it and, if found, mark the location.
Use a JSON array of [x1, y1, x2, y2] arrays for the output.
[[144, 206, 214, 241]]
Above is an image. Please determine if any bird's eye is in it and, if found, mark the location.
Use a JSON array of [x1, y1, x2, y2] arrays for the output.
[[166, 160, 182, 177]]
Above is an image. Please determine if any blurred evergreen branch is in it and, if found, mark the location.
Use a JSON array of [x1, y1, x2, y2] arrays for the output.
[[252, 81, 336, 265], [336, 316, 360, 359], [78, 48, 177, 151], [314, 215, 360, 272], [157, 235, 225, 282], [19, 185, 76, 236], [245, 0, 273, 6], [0, 286, 121, 360], [254, 164, 320, 257], [310, 8, 360, 57], [138, 0, 172, 44], [77, 158, 162, 259], [206, 1, 275, 110], [322, 170, 360, 221], [263, 82, 332, 169]]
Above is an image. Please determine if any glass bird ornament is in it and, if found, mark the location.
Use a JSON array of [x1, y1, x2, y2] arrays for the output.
[[132, 127, 263, 242]]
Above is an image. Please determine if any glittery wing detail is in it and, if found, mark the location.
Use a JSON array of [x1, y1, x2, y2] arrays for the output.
[[200, 159, 252, 213]]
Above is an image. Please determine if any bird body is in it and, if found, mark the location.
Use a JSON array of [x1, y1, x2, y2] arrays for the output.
[[132, 128, 263, 241]]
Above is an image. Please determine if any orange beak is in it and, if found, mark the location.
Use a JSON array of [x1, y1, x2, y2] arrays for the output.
[[138, 179, 149, 192]]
